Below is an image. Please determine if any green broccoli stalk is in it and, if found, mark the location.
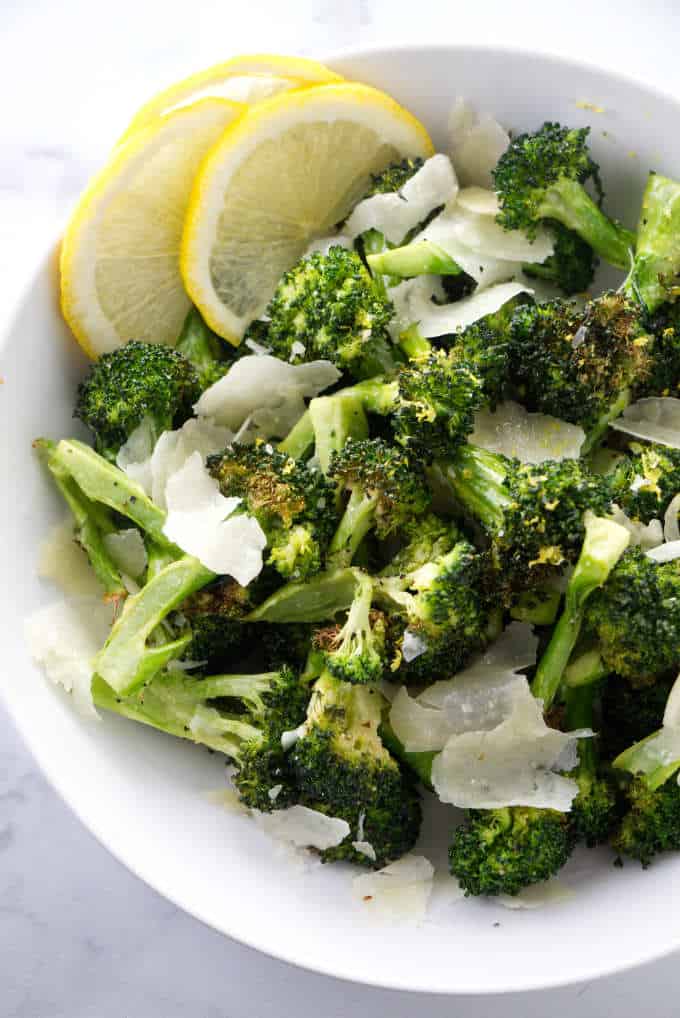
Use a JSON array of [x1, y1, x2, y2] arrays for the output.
[[312, 572, 389, 685], [93, 666, 310, 811], [36, 439, 127, 601], [437, 446, 614, 595], [563, 683, 619, 847], [175, 306, 232, 391], [449, 806, 573, 897], [74, 340, 201, 461], [626, 173, 680, 312], [492, 121, 635, 270], [277, 410, 316, 461], [531, 513, 630, 709], [308, 392, 369, 476], [584, 548, 680, 685], [366, 241, 464, 280], [327, 438, 431, 568], [208, 442, 337, 581], [292, 670, 422, 867]]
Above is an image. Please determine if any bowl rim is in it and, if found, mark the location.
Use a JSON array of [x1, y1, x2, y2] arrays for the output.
[[4, 41, 680, 996]]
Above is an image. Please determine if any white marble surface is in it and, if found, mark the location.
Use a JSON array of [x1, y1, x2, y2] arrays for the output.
[[4, 1, 680, 1014]]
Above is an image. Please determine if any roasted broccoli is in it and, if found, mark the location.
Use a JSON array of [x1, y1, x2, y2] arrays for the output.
[[93, 666, 310, 811], [612, 729, 680, 866], [563, 683, 619, 847], [313, 572, 389, 685], [175, 306, 233, 391], [522, 221, 598, 295], [627, 172, 680, 312], [180, 579, 253, 670], [363, 158, 425, 199], [492, 121, 634, 269], [449, 806, 573, 897], [208, 442, 337, 581], [292, 671, 422, 867], [610, 441, 680, 524], [74, 340, 201, 461]]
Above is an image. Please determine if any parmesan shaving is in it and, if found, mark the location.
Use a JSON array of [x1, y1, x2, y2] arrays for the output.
[[389, 278, 532, 340], [647, 540, 680, 563], [448, 97, 510, 189], [609, 397, 680, 449], [352, 841, 377, 862], [664, 493, 680, 543], [352, 855, 434, 921], [254, 805, 350, 850], [609, 506, 664, 550], [471, 402, 585, 464], [37, 517, 102, 597], [662, 673, 680, 729]]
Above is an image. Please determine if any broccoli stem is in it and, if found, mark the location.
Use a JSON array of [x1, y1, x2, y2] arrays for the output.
[[531, 514, 630, 709], [626, 173, 680, 312], [367, 241, 463, 280], [398, 323, 432, 360], [563, 683, 598, 776], [538, 177, 635, 270], [278, 410, 315, 460], [46, 439, 172, 550], [563, 646, 608, 687], [93, 555, 214, 695], [380, 718, 435, 789], [361, 228, 389, 297], [613, 731, 680, 791], [308, 393, 369, 475], [509, 586, 562, 626], [328, 488, 379, 567], [175, 306, 228, 386], [247, 567, 363, 624], [436, 446, 512, 531], [581, 387, 632, 456], [37, 441, 127, 600], [344, 376, 400, 415]]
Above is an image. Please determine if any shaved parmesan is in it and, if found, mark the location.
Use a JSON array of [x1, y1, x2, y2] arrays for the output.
[[389, 278, 532, 340], [352, 855, 434, 921], [37, 517, 102, 597], [352, 841, 377, 862], [115, 417, 156, 492], [425, 202, 553, 264], [389, 686, 457, 752], [663, 673, 680, 728], [411, 212, 516, 291], [344, 155, 458, 245], [609, 506, 663, 550], [281, 722, 306, 751], [162, 453, 266, 584], [24, 597, 115, 719], [609, 397, 680, 449], [618, 725, 680, 776], [303, 234, 352, 258], [401, 628, 428, 662], [102, 528, 147, 580], [195, 355, 340, 438], [498, 879, 573, 910], [448, 97, 510, 189], [647, 540, 680, 563], [471, 402, 585, 464], [431, 679, 586, 811], [664, 493, 680, 543], [456, 186, 500, 216], [255, 805, 350, 850]]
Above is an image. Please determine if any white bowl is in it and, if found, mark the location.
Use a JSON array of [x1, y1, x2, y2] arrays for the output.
[[3, 44, 680, 996]]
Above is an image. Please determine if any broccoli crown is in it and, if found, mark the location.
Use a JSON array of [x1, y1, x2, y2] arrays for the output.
[[260, 623, 313, 672], [600, 676, 675, 761], [380, 514, 460, 578], [449, 806, 572, 896], [509, 293, 651, 432], [209, 442, 336, 580], [612, 775, 680, 867], [612, 442, 680, 524], [363, 157, 425, 198], [394, 350, 485, 458], [181, 579, 252, 669], [74, 341, 201, 460], [643, 303, 680, 397], [493, 121, 602, 238], [293, 673, 421, 866], [585, 548, 680, 684], [313, 575, 389, 685], [329, 437, 431, 538], [523, 221, 598, 295], [264, 247, 396, 380], [569, 769, 620, 847]]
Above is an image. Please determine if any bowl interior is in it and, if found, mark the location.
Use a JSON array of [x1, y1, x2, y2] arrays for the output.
[[3, 44, 680, 995]]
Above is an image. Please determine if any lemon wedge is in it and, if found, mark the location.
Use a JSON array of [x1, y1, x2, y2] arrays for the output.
[[181, 83, 433, 344], [117, 53, 342, 144], [60, 99, 243, 358]]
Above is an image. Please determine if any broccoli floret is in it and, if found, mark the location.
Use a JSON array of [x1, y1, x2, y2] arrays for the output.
[[584, 548, 680, 685], [379, 513, 461, 577], [611, 442, 680, 523], [449, 806, 573, 896], [327, 438, 431, 567], [263, 247, 399, 380], [180, 579, 253, 669], [208, 442, 336, 581], [643, 303, 680, 397], [377, 538, 492, 681], [175, 306, 233, 391], [509, 293, 652, 451], [600, 676, 675, 761], [523, 221, 598, 295], [348, 350, 485, 460], [439, 445, 614, 596], [363, 158, 425, 198], [492, 121, 634, 270], [611, 776, 680, 867], [292, 671, 422, 867], [93, 666, 310, 812], [74, 340, 201, 461], [312, 572, 389, 685], [563, 684, 619, 847]]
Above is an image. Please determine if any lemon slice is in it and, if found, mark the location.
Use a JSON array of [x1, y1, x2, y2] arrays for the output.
[[181, 83, 433, 344], [61, 99, 243, 358], [117, 54, 342, 144]]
